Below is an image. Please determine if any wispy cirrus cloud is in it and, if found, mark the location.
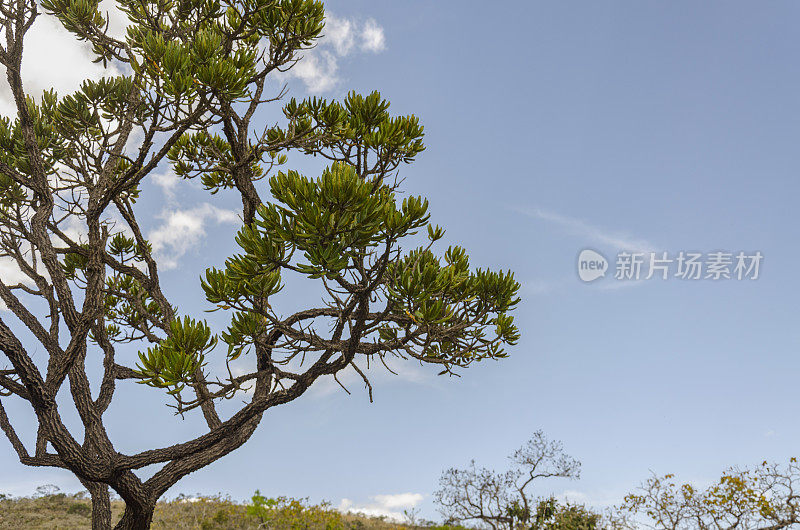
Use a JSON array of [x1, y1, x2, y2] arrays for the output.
[[514, 206, 662, 291], [515, 207, 657, 254]]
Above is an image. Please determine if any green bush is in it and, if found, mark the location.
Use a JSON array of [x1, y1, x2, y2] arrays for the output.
[[247, 491, 346, 529], [66, 503, 91, 517]]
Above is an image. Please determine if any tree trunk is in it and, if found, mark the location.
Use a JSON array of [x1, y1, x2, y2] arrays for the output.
[[113, 501, 155, 530], [80, 479, 112, 530], [90, 485, 112, 529]]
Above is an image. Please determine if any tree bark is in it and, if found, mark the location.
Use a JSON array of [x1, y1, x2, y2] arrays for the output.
[[86, 482, 112, 530], [114, 502, 155, 530]]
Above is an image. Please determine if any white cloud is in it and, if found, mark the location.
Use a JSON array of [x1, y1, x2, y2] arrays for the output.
[[287, 49, 341, 94], [0, 257, 30, 287], [60, 216, 88, 244], [124, 125, 146, 157], [372, 493, 424, 509], [0, 253, 40, 310], [149, 203, 238, 269], [325, 14, 356, 56], [360, 19, 386, 53], [0, 12, 121, 117], [339, 493, 423, 522], [516, 207, 657, 254], [151, 170, 182, 199], [0, 7, 383, 108], [99, 0, 131, 40], [282, 14, 387, 94]]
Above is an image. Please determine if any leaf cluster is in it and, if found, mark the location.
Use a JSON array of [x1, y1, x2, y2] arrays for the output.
[[136, 316, 216, 393]]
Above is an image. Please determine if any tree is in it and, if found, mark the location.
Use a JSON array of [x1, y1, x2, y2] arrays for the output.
[[616, 458, 800, 529], [0, 0, 522, 527], [434, 432, 582, 529], [532, 497, 602, 530]]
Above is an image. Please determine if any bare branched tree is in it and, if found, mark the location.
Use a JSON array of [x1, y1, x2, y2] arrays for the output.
[[434, 431, 581, 529]]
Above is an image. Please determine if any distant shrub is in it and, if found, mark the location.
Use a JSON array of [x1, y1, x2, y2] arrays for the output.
[[247, 491, 346, 529], [533, 498, 601, 529], [152, 494, 251, 529], [66, 503, 91, 517]]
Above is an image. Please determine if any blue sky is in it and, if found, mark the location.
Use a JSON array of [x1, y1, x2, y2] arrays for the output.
[[2, 0, 800, 522]]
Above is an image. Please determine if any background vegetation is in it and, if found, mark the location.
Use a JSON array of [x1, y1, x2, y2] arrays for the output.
[[0, 488, 468, 529]]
